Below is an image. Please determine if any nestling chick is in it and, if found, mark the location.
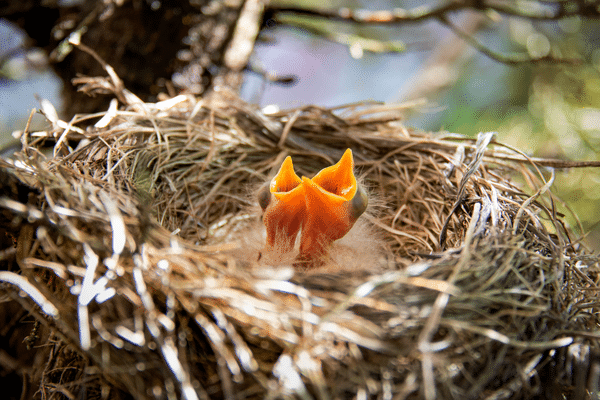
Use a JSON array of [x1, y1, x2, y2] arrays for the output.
[[258, 149, 369, 269]]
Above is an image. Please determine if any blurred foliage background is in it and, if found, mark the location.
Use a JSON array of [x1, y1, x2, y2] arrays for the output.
[[1, 0, 599, 248]]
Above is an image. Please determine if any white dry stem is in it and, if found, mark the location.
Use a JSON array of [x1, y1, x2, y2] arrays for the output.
[[0, 271, 59, 317]]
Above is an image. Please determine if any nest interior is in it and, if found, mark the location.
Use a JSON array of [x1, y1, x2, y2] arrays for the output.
[[1, 76, 600, 400]]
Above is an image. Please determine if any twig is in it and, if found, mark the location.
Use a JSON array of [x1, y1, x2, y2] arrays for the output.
[[437, 14, 581, 65], [268, 1, 600, 24]]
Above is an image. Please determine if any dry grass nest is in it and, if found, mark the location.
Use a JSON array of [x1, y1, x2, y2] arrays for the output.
[[1, 75, 600, 400]]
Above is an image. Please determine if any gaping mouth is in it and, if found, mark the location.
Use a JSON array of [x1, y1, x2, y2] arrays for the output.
[[259, 149, 368, 267]]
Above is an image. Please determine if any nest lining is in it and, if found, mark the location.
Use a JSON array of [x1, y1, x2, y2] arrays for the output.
[[0, 77, 599, 400]]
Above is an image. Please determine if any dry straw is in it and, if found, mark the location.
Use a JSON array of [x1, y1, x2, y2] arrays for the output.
[[1, 71, 600, 400]]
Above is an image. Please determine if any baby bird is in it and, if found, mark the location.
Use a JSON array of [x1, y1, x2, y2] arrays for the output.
[[258, 149, 368, 268]]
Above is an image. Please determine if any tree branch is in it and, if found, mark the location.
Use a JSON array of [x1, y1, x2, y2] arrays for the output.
[[437, 14, 582, 65], [267, 0, 590, 65], [268, 1, 465, 24], [268, 0, 600, 24]]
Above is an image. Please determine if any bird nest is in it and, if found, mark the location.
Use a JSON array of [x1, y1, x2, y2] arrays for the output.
[[1, 75, 600, 400]]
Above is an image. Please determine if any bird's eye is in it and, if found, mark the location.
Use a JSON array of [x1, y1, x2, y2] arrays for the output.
[[257, 183, 271, 211], [350, 184, 368, 220]]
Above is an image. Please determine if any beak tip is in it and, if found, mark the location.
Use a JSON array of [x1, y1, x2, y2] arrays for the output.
[[340, 148, 354, 168]]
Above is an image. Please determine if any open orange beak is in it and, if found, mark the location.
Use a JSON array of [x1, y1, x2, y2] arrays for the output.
[[258, 156, 306, 253], [298, 149, 368, 262], [259, 149, 368, 266]]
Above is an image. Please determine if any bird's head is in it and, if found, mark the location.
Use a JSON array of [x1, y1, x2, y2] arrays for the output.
[[258, 149, 368, 268]]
